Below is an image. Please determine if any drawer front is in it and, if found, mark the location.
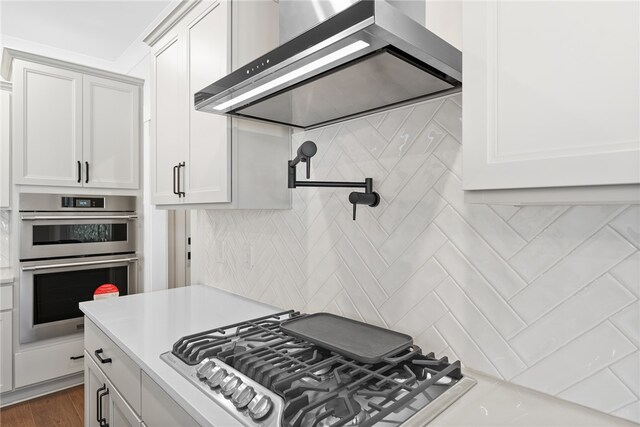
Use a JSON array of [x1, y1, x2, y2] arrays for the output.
[[0, 284, 12, 310], [141, 372, 199, 427], [85, 319, 141, 414], [14, 336, 84, 388]]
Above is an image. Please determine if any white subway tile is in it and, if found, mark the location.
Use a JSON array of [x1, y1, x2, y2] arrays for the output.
[[378, 190, 447, 264], [434, 172, 526, 259], [378, 157, 446, 233], [558, 369, 637, 414], [379, 224, 447, 295], [509, 275, 634, 365], [433, 99, 461, 141], [377, 106, 411, 141], [435, 313, 501, 378], [434, 206, 526, 299], [436, 277, 526, 379], [611, 206, 640, 249], [510, 227, 636, 323], [334, 236, 387, 307], [507, 205, 569, 241], [512, 323, 636, 395], [611, 352, 640, 398], [610, 252, 640, 297], [393, 292, 447, 337], [613, 401, 640, 424], [510, 205, 624, 282], [611, 302, 640, 347], [434, 242, 525, 339], [378, 259, 447, 325], [335, 214, 388, 279], [333, 262, 386, 327], [433, 135, 462, 178]]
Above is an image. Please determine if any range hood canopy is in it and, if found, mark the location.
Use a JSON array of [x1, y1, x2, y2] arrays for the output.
[[195, 0, 462, 129]]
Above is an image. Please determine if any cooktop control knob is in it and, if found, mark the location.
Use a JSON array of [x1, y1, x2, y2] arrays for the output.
[[206, 366, 227, 388], [248, 394, 272, 420], [221, 373, 242, 397], [195, 359, 215, 380], [231, 383, 255, 408]]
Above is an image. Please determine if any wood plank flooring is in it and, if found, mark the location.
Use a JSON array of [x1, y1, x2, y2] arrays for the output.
[[0, 385, 83, 427]]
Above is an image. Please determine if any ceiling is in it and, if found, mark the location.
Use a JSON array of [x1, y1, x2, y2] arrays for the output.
[[0, 1, 174, 61]]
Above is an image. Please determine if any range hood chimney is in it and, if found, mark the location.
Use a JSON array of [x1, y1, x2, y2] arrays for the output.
[[195, 0, 461, 130]]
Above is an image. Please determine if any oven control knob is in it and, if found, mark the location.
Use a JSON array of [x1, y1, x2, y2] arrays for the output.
[[231, 383, 255, 408], [221, 373, 242, 397], [206, 366, 227, 388], [196, 359, 215, 380], [248, 394, 272, 420]]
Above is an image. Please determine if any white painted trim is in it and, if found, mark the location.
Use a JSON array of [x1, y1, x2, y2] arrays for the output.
[[143, 0, 203, 47], [464, 184, 640, 205], [0, 372, 83, 407], [2, 48, 143, 86]]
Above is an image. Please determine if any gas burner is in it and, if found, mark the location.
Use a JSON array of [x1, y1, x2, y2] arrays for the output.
[[162, 310, 476, 427]]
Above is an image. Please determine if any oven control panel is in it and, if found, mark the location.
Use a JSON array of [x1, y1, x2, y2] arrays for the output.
[[61, 197, 105, 208]]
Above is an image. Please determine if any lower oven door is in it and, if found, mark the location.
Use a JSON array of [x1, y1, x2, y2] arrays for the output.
[[20, 254, 138, 343]]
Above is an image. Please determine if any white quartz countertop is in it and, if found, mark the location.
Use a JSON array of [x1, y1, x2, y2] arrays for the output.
[[80, 285, 636, 427]]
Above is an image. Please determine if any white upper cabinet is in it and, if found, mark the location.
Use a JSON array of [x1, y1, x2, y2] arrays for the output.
[[83, 75, 140, 189], [463, 1, 640, 198], [152, 35, 185, 204], [2, 50, 143, 190], [14, 61, 83, 186], [146, 0, 290, 208], [185, 1, 230, 204], [0, 82, 11, 208]]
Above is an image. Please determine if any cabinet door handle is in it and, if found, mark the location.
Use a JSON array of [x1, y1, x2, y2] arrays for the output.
[[69, 354, 84, 360], [85, 161, 89, 183], [95, 348, 112, 364], [77, 161, 82, 183], [173, 165, 179, 195], [97, 385, 110, 427], [177, 162, 185, 198], [96, 384, 106, 423]]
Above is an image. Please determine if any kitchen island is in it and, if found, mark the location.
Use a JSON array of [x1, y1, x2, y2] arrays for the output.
[[80, 285, 635, 427]]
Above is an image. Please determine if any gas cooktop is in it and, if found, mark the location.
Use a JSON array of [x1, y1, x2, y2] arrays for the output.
[[161, 311, 475, 426]]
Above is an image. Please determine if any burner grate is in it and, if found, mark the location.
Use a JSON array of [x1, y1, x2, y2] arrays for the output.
[[171, 311, 463, 427]]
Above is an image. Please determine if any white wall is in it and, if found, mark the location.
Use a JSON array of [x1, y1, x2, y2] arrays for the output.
[[193, 94, 639, 424]]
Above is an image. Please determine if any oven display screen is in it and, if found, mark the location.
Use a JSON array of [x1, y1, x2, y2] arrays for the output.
[[76, 199, 90, 207], [61, 197, 105, 208]]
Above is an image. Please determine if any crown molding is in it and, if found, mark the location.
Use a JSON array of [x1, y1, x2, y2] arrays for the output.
[[143, 0, 203, 47]]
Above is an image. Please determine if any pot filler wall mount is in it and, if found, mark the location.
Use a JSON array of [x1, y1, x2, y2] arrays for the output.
[[289, 141, 379, 220]]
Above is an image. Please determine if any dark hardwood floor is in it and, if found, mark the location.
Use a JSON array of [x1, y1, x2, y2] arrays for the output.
[[0, 385, 83, 427]]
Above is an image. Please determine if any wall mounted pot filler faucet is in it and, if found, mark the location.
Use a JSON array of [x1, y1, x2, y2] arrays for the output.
[[288, 141, 380, 220]]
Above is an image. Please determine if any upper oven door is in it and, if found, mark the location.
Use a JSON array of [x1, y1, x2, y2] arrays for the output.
[[20, 212, 137, 260]]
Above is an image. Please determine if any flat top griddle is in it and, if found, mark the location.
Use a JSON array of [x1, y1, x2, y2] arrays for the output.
[[281, 313, 413, 364]]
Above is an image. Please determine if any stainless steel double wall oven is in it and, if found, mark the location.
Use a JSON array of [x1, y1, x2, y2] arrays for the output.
[[19, 193, 138, 343]]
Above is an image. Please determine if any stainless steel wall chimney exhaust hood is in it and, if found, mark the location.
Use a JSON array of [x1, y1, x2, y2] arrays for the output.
[[194, 0, 462, 129]]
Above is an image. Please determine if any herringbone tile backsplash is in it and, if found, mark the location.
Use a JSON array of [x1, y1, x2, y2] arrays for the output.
[[194, 94, 640, 423]]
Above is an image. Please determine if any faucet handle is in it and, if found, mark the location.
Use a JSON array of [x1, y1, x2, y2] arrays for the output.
[[349, 191, 380, 220]]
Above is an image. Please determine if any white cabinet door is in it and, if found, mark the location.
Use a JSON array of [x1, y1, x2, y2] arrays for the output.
[[141, 372, 198, 427], [14, 61, 83, 186], [152, 35, 186, 205], [0, 84, 10, 208], [110, 381, 141, 427], [0, 311, 12, 393], [463, 1, 640, 190], [185, 1, 231, 204], [83, 75, 140, 189], [85, 351, 110, 427]]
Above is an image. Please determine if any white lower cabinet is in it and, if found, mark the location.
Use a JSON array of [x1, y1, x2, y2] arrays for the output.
[[0, 309, 12, 393], [14, 336, 84, 388], [83, 318, 198, 427], [141, 372, 198, 427], [85, 353, 141, 427]]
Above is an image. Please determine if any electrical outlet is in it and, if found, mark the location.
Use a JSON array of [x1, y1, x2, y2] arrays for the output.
[[214, 240, 226, 264], [242, 243, 253, 269]]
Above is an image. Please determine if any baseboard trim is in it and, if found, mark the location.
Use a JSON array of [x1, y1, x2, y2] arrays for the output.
[[0, 372, 83, 407]]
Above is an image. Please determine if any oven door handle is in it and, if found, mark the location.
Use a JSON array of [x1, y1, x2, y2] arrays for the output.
[[20, 215, 138, 221], [21, 257, 139, 272]]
